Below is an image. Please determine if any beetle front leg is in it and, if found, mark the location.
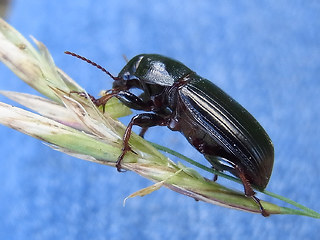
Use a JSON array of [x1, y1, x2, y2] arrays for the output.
[[115, 91, 153, 111], [235, 165, 269, 217], [70, 90, 116, 113], [116, 113, 169, 171], [70, 91, 98, 104]]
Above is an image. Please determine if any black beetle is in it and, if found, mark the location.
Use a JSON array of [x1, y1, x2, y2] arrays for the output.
[[65, 52, 274, 216]]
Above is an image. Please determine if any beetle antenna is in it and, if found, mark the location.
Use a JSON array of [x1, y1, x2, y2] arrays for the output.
[[64, 51, 120, 81], [122, 54, 129, 63]]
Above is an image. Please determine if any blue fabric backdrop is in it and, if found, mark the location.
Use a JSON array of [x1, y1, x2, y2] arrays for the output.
[[0, 1, 319, 239]]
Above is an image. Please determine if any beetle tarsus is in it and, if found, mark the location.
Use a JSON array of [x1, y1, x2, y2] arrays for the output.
[[116, 144, 133, 172], [251, 195, 269, 217], [70, 90, 96, 102], [70, 90, 117, 113], [115, 158, 126, 172], [213, 174, 218, 182]]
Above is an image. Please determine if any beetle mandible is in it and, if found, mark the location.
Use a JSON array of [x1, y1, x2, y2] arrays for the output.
[[65, 52, 274, 217]]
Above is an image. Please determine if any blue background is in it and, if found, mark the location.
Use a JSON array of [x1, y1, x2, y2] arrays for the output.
[[0, 1, 319, 239]]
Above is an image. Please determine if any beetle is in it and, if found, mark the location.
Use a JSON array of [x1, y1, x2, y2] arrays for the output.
[[65, 52, 274, 216]]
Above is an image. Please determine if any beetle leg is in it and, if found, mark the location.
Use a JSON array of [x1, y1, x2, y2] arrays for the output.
[[94, 93, 116, 112], [70, 90, 116, 112], [112, 91, 154, 137], [115, 91, 153, 111], [70, 91, 97, 103], [235, 165, 269, 217], [72, 90, 154, 113], [116, 113, 168, 171], [213, 173, 218, 182], [251, 196, 269, 217], [139, 127, 149, 138]]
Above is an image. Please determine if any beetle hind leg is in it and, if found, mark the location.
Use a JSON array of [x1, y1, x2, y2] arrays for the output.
[[212, 173, 218, 182], [235, 165, 269, 217]]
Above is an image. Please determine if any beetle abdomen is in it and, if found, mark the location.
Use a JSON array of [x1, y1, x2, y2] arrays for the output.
[[172, 75, 274, 190]]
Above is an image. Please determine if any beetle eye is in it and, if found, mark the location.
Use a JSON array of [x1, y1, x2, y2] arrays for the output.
[[123, 72, 130, 80], [123, 72, 139, 81]]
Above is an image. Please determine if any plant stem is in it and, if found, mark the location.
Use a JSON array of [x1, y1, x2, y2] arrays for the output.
[[149, 141, 320, 219]]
